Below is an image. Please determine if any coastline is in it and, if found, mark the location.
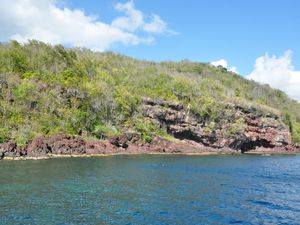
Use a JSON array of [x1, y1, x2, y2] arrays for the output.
[[1, 152, 236, 161], [2, 150, 300, 161], [1, 133, 299, 161]]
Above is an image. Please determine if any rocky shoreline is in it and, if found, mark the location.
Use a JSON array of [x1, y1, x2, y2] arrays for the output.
[[0, 133, 235, 160], [0, 133, 299, 160], [1, 98, 299, 160]]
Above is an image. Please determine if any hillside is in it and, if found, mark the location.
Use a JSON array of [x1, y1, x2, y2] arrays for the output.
[[0, 40, 300, 157]]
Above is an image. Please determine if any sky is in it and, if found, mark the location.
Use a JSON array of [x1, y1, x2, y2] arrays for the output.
[[0, 0, 300, 101]]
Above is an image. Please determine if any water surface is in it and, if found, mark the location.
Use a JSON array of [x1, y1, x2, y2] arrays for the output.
[[1, 155, 300, 224]]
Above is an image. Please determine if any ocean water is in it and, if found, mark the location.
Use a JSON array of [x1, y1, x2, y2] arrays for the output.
[[0, 155, 300, 225]]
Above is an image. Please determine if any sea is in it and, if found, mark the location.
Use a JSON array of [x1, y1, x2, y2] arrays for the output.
[[1, 154, 300, 224]]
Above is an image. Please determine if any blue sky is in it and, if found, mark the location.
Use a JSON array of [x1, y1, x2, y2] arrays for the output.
[[65, 0, 300, 75], [0, 0, 300, 100]]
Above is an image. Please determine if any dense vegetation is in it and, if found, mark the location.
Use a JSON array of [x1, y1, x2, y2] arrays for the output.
[[0, 40, 299, 146]]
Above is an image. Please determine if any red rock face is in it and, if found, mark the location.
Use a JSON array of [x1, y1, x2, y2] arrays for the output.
[[0, 99, 299, 159], [243, 117, 295, 153], [0, 142, 26, 158], [141, 98, 299, 153], [25, 134, 87, 156]]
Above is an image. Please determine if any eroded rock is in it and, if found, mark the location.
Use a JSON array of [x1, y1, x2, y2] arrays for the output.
[[141, 97, 298, 153], [0, 98, 298, 159]]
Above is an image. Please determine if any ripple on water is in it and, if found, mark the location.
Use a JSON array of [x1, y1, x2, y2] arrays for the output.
[[0, 155, 300, 224]]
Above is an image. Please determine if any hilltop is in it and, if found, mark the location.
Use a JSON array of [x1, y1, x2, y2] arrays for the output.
[[0, 40, 299, 158]]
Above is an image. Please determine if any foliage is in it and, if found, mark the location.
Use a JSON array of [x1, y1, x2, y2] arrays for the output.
[[132, 117, 161, 143], [0, 128, 9, 143], [91, 124, 119, 139], [0, 40, 299, 144], [229, 118, 247, 135]]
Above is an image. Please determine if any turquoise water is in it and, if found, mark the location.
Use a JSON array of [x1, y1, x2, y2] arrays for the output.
[[1, 155, 300, 225]]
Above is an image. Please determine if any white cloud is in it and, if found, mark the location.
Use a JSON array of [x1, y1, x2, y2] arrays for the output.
[[211, 59, 228, 68], [229, 66, 238, 74], [0, 0, 174, 51], [112, 0, 144, 32], [112, 1, 176, 35], [247, 51, 300, 101], [210, 59, 238, 73], [143, 14, 167, 34]]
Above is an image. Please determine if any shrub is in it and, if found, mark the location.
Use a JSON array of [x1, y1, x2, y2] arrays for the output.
[[0, 40, 299, 146], [229, 118, 246, 135], [92, 124, 119, 139], [0, 128, 9, 143]]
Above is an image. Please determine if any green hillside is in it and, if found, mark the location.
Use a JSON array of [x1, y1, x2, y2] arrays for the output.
[[0, 40, 299, 146]]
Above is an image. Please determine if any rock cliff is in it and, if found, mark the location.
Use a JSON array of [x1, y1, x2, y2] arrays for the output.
[[141, 97, 298, 153], [0, 98, 299, 159]]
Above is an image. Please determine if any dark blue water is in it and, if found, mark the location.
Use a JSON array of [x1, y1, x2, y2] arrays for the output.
[[1, 155, 300, 225]]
